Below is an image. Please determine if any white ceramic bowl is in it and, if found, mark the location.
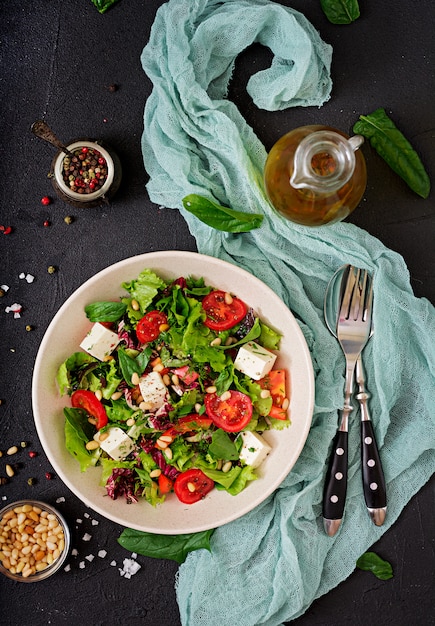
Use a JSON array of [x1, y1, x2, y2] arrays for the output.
[[32, 251, 314, 534]]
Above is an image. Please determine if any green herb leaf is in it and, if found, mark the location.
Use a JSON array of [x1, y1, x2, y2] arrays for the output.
[[118, 347, 151, 385], [209, 429, 240, 460], [182, 194, 263, 232], [91, 0, 119, 14], [320, 0, 360, 24], [84, 301, 127, 322], [353, 108, 430, 198], [118, 528, 214, 564], [356, 551, 394, 580]]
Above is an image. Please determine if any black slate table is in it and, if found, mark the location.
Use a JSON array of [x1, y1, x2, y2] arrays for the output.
[[1, 1, 434, 625]]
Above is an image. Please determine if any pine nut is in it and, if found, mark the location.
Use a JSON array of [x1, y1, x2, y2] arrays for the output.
[[153, 363, 164, 372], [85, 440, 100, 450], [224, 292, 233, 305], [150, 469, 161, 478], [5, 464, 14, 477], [220, 391, 231, 402], [7, 446, 19, 455], [171, 374, 179, 385], [260, 389, 271, 399], [224, 336, 236, 346], [210, 337, 222, 346], [88, 417, 97, 426], [194, 403, 202, 413], [126, 418, 136, 427], [139, 401, 153, 411], [156, 438, 168, 449], [131, 372, 140, 386], [111, 391, 123, 401], [164, 447, 173, 460], [159, 435, 173, 443], [94, 389, 103, 401], [159, 323, 169, 332], [131, 299, 140, 311], [206, 386, 217, 394], [222, 461, 232, 473], [282, 398, 290, 411], [99, 432, 109, 442], [187, 482, 196, 493], [162, 373, 171, 386]]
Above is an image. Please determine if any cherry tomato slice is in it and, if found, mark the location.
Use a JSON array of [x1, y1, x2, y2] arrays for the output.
[[176, 415, 213, 432], [202, 290, 247, 331], [204, 390, 253, 432], [71, 389, 108, 430], [136, 310, 168, 343], [174, 468, 214, 504], [158, 474, 174, 495], [258, 369, 288, 420]]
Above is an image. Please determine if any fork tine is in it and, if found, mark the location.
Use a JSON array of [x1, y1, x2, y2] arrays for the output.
[[350, 268, 365, 321], [363, 274, 373, 323], [338, 265, 357, 321]]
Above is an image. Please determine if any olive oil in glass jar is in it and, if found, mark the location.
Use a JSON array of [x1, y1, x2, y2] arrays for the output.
[[264, 125, 367, 226]]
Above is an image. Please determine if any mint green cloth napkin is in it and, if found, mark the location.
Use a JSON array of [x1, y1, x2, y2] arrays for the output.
[[141, 1, 435, 624]]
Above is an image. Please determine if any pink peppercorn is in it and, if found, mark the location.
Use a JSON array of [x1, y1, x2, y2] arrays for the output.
[[41, 196, 51, 206]]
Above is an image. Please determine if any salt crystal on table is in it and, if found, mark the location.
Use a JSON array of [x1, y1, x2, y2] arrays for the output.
[[64, 564, 71, 572], [91, 519, 99, 526], [71, 548, 78, 556], [76, 518, 82, 524], [84, 513, 90, 518], [19, 273, 26, 279], [85, 554, 95, 562], [79, 561, 86, 569], [110, 560, 117, 566], [56, 497, 65, 503], [25, 274, 34, 283], [1, 284, 9, 292], [98, 550, 107, 558], [82, 533, 92, 542], [119, 558, 141, 578]]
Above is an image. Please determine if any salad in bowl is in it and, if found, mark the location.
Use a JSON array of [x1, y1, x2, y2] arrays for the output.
[[57, 268, 290, 508]]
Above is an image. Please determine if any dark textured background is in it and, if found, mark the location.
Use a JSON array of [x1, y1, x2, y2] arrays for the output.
[[0, 1, 433, 624]]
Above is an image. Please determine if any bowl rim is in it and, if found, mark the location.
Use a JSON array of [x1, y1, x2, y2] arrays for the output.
[[0, 499, 70, 582]]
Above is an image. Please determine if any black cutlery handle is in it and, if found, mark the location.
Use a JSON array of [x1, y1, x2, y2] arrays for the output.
[[361, 420, 386, 509], [323, 429, 348, 532]]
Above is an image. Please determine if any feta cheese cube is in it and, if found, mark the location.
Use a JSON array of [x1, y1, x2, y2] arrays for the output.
[[94, 427, 134, 461], [233, 341, 277, 380], [80, 323, 120, 361], [239, 431, 272, 469], [138, 371, 168, 412]]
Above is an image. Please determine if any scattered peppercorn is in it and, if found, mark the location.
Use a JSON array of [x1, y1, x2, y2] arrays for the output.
[[25, 325, 34, 332], [20, 441, 28, 448], [45, 472, 53, 480], [28, 451, 37, 458], [47, 265, 56, 274], [0, 289, 4, 297], [41, 196, 51, 206], [27, 477, 37, 486], [43, 220, 50, 227], [0, 477, 8, 486], [0, 225, 12, 235], [64, 215, 73, 224], [108, 83, 118, 92], [61, 147, 108, 195]]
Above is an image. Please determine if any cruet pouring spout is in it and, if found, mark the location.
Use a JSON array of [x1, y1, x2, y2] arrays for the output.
[[289, 130, 365, 193]]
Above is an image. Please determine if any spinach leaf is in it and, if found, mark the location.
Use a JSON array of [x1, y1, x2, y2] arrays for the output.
[[356, 551, 394, 580], [320, 0, 360, 24], [64, 408, 100, 472], [84, 301, 126, 322], [353, 108, 430, 198], [91, 0, 119, 14], [182, 194, 263, 232], [118, 347, 151, 385], [208, 429, 240, 460], [118, 528, 214, 564]]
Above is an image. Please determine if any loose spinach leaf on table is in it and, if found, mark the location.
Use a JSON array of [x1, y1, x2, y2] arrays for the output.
[[356, 551, 394, 580], [320, 0, 360, 24], [182, 194, 263, 232], [91, 0, 119, 13], [353, 108, 430, 198], [118, 528, 215, 564]]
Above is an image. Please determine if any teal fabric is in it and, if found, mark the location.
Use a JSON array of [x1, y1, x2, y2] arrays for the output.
[[141, 1, 435, 624]]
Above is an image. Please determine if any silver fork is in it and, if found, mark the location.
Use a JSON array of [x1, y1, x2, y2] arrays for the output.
[[323, 266, 373, 536]]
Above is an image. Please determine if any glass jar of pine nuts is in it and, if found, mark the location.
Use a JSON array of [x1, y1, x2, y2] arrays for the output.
[[0, 500, 70, 582]]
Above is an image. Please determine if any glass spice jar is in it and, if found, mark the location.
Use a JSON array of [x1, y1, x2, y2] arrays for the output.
[[50, 140, 122, 208], [264, 125, 367, 226]]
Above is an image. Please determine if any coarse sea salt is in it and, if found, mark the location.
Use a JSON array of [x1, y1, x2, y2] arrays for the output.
[[98, 550, 107, 558], [82, 533, 92, 542], [56, 497, 66, 503], [119, 558, 141, 579], [85, 554, 95, 562]]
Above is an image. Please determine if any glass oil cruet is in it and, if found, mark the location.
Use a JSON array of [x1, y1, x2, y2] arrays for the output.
[[264, 125, 367, 226]]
